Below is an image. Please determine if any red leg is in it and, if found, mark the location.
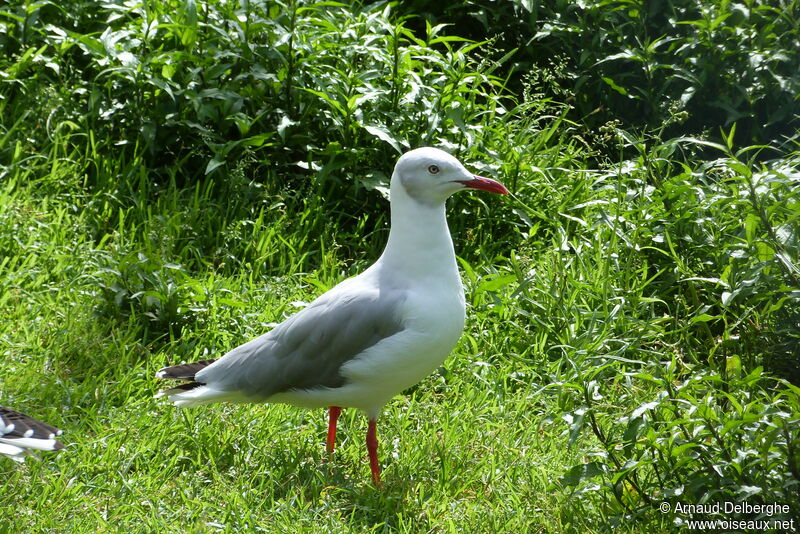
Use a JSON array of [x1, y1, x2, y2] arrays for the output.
[[326, 406, 342, 454], [366, 418, 382, 486]]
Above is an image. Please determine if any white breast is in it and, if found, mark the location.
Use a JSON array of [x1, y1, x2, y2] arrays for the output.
[[271, 275, 466, 416]]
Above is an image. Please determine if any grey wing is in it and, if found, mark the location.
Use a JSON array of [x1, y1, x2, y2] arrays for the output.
[[196, 287, 406, 399]]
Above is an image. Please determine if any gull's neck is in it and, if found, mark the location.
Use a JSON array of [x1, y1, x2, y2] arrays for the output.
[[377, 185, 459, 283]]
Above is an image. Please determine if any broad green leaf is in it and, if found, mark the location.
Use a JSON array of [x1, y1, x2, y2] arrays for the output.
[[475, 274, 516, 294], [363, 125, 402, 153], [560, 462, 605, 487]]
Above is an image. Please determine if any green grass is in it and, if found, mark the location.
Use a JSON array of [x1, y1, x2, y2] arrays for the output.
[[0, 170, 586, 532], [3, 363, 586, 532], [0, 149, 551, 529], [2, 0, 799, 532]]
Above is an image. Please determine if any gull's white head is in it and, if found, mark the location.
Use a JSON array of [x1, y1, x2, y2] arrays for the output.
[[391, 147, 508, 205]]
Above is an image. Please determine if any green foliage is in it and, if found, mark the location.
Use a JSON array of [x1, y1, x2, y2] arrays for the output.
[[0, 0, 513, 195], [401, 0, 800, 150], [91, 250, 200, 339], [466, 129, 800, 524], [558, 365, 800, 526]]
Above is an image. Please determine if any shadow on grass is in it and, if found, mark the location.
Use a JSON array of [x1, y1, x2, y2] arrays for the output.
[[242, 442, 434, 530]]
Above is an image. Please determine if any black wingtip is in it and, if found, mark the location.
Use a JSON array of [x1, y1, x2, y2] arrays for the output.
[[0, 406, 63, 441], [156, 358, 218, 380]]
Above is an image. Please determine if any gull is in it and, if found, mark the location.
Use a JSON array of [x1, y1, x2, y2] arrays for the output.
[[1, 406, 64, 462], [155, 147, 508, 484]]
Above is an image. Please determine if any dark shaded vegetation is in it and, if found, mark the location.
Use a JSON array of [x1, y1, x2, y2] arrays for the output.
[[403, 0, 800, 154]]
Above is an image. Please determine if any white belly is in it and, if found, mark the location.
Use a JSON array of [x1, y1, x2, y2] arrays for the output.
[[270, 286, 466, 417]]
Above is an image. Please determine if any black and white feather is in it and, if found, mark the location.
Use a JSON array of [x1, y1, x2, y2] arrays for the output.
[[0, 406, 64, 462]]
